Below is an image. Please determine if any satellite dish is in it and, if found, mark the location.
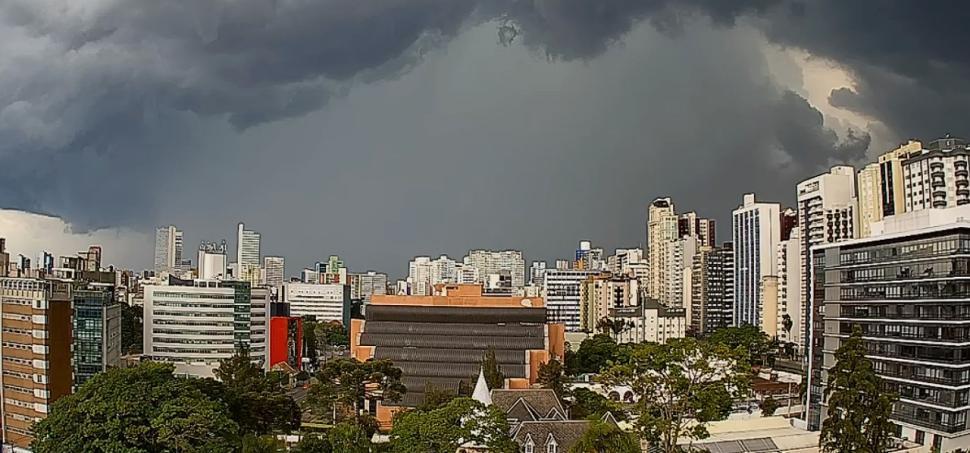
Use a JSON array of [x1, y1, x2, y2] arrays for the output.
[[521, 298, 533, 307]]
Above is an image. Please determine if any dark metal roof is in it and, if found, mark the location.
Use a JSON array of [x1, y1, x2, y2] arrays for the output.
[[359, 333, 545, 350], [492, 389, 565, 420], [364, 321, 544, 337], [511, 421, 590, 452], [375, 347, 527, 365], [395, 361, 527, 379], [365, 305, 547, 324]]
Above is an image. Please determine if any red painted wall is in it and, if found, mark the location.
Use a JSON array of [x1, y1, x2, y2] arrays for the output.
[[269, 316, 303, 371]]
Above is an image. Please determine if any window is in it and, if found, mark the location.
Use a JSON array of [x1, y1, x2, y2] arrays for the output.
[[524, 438, 534, 453]]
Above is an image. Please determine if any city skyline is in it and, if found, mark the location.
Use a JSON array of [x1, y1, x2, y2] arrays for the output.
[[3, 3, 969, 275]]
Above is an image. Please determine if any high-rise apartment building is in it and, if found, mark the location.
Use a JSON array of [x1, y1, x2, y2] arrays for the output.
[[236, 223, 261, 285], [903, 136, 970, 211], [153, 225, 183, 274], [542, 269, 602, 331], [579, 274, 638, 332], [143, 279, 268, 378], [881, 140, 924, 217], [263, 256, 285, 288], [732, 194, 781, 329], [0, 278, 74, 450], [574, 241, 606, 271], [858, 162, 882, 238], [647, 197, 678, 304], [529, 261, 547, 286], [806, 210, 970, 450], [72, 284, 122, 388], [408, 256, 433, 296], [281, 282, 351, 325], [777, 224, 803, 347], [690, 242, 734, 336], [320, 255, 347, 284], [429, 255, 457, 285], [678, 212, 716, 247], [465, 250, 526, 289], [358, 271, 388, 302]]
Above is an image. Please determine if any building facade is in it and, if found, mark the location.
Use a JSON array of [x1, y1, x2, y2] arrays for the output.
[[903, 137, 970, 212], [358, 271, 388, 303], [0, 278, 73, 450], [72, 284, 122, 388], [858, 162, 883, 238], [690, 242, 734, 336], [263, 256, 285, 288], [542, 269, 602, 332], [197, 240, 229, 280], [153, 225, 183, 274], [647, 197, 678, 304], [806, 218, 970, 451], [143, 280, 268, 378], [281, 282, 351, 325], [236, 223, 261, 285], [465, 250, 526, 290], [732, 194, 781, 329]]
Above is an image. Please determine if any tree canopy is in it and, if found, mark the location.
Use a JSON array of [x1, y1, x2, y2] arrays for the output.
[[707, 324, 772, 365], [820, 326, 897, 453], [538, 358, 568, 400], [570, 419, 640, 453], [482, 347, 505, 390], [306, 357, 405, 423], [570, 388, 626, 421], [389, 397, 516, 453], [32, 362, 239, 452], [600, 338, 749, 453], [120, 302, 143, 354], [566, 334, 619, 375], [214, 350, 302, 435]]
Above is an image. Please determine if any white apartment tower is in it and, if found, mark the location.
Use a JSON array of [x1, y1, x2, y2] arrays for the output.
[[263, 256, 285, 288], [408, 256, 433, 296], [236, 223, 261, 285], [464, 250, 526, 289], [153, 225, 183, 274], [903, 136, 970, 211], [732, 194, 781, 329], [647, 198, 678, 304]]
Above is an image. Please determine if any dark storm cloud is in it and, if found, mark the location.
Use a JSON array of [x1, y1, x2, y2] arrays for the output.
[[0, 0, 963, 271]]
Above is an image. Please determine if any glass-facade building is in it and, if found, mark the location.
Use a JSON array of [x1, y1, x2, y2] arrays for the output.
[[73, 285, 122, 388], [807, 225, 970, 451]]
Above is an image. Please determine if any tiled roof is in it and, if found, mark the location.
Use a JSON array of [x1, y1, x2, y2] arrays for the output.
[[491, 389, 566, 420], [512, 420, 590, 452]]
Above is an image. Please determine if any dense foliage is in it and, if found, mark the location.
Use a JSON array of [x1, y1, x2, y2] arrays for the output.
[[389, 397, 516, 453], [570, 388, 626, 421], [538, 358, 568, 400], [482, 347, 505, 390], [306, 358, 405, 423], [120, 302, 143, 354], [820, 327, 897, 453], [570, 419, 640, 453], [600, 338, 749, 453], [566, 334, 619, 375], [214, 350, 302, 434]]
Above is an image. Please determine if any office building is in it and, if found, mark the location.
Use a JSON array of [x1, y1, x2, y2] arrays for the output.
[[690, 242, 734, 336], [806, 208, 970, 451], [72, 284, 122, 388], [732, 194, 781, 329], [236, 223, 261, 285], [903, 136, 970, 211], [263, 256, 285, 288], [465, 250, 526, 289], [350, 284, 564, 429], [281, 282, 351, 325], [0, 278, 73, 450], [647, 197, 678, 304], [542, 269, 602, 331], [153, 225, 183, 274], [358, 271, 388, 302], [197, 240, 229, 280], [321, 255, 347, 284], [143, 279, 268, 378]]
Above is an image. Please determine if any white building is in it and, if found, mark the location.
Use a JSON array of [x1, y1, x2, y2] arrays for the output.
[[153, 225, 183, 274], [543, 269, 601, 332], [529, 261, 547, 286], [430, 255, 458, 285], [647, 197, 678, 304], [777, 226, 803, 346], [903, 136, 970, 211], [282, 282, 350, 324], [464, 249, 526, 289], [236, 223, 261, 285], [263, 256, 285, 288], [197, 241, 229, 280], [408, 256, 433, 296], [143, 281, 268, 378], [732, 194, 781, 329], [611, 301, 686, 344], [357, 271, 388, 302]]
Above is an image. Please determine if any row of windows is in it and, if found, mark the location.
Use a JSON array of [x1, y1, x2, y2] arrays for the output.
[[152, 292, 236, 299], [153, 311, 232, 318], [155, 301, 236, 309], [154, 338, 235, 345], [154, 319, 234, 327], [2, 327, 29, 336], [865, 342, 970, 363], [873, 360, 970, 386], [3, 356, 32, 367], [841, 259, 968, 282], [3, 384, 34, 396], [2, 369, 31, 380], [840, 322, 970, 342], [841, 303, 970, 319], [152, 328, 233, 336], [839, 281, 970, 300], [153, 347, 237, 355], [840, 236, 970, 265], [2, 341, 31, 351]]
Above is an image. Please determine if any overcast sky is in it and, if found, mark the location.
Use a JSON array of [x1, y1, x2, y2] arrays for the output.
[[1, 1, 967, 277]]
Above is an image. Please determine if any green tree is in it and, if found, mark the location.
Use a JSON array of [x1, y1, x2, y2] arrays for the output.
[[708, 324, 772, 366], [538, 358, 569, 400], [120, 302, 143, 354], [214, 350, 302, 435], [600, 338, 750, 453], [292, 434, 332, 453], [569, 334, 619, 375], [760, 396, 780, 417], [306, 358, 405, 423], [32, 362, 239, 452], [482, 347, 505, 389], [570, 388, 626, 421], [570, 419, 640, 453], [303, 315, 320, 363], [820, 326, 897, 453], [389, 397, 516, 453], [241, 434, 286, 453], [317, 321, 350, 347], [328, 422, 373, 453], [416, 383, 457, 411]]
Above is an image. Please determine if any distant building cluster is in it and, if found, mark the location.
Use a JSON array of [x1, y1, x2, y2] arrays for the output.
[[4, 135, 970, 450]]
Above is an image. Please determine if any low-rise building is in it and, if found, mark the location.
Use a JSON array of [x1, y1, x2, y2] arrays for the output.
[[281, 282, 351, 325]]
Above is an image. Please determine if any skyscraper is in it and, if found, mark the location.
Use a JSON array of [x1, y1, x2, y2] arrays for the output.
[[879, 139, 923, 216], [678, 211, 716, 247], [647, 197, 678, 304], [857, 162, 882, 238], [732, 193, 781, 329], [153, 225, 182, 274], [263, 256, 285, 288], [236, 223, 261, 284], [690, 242, 733, 335], [73, 284, 122, 388], [903, 136, 970, 211], [408, 256, 433, 296]]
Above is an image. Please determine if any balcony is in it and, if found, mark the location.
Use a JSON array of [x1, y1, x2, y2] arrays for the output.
[[932, 179, 947, 188], [958, 168, 969, 178], [893, 408, 967, 434], [959, 188, 970, 197], [934, 200, 949, 208]]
